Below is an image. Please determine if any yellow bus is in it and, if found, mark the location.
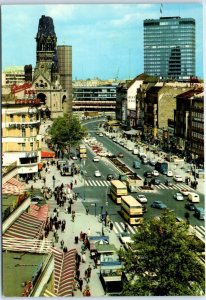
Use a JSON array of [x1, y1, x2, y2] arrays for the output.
[[121, 195, 143, 225], [110, 180, 128, 204], [79, 144, 87, 158]]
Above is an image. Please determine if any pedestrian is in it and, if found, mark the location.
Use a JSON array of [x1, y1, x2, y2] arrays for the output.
[[84, 269, 89, 283], [74, 179, 77, 185], [124, 223, 128, 232], [83, 285, 91, 296], [86, 208, 89, 215], [70, 182, 73, 190], [79, 278, 83, 292], [87, 265, 92, 281], [56, 207, 59, 217], [109, 221, 113, 231], [76, 269, 80, 280], [80, 231, 83, 241], [60, 239, 64, 249], [45, 167, 48, 173], [93, 256, 98, 269], [63, 247, 68, 253], [82, 253, 86, 263], [31, 185, 34, 192]]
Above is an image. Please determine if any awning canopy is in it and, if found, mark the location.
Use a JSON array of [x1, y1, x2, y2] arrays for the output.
[[29, 204, 49, 222], [53, 248, 77, 297], [123, 129, 139, 135], [41, 149, 55, 158], [2, 178, 26, 195]]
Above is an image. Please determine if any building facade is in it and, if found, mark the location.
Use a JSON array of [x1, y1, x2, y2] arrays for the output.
[[2, 85, 42, 180], [2, 66, 25, 86], [144, 17, 195, 81], [73, 84, 117, 114]]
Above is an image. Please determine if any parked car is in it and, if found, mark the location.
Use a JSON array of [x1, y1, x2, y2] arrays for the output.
[[119, 232, 134, 244], [133, 160, 141, 169], [137, 195, 148, 203], [31, 195, 44, 202], [149, 159, 156, 166], [144, 171, 152, 178], [174, 175, 183, 182], [93, 156, 100, 162], [152, 170, 159, 177], [173, 193, 184, 201], [165, 180, 173, 187], [151, 200, 167, 209], [151, 178, 161, 185], [107, 174, 115, 181], [94, 170, 101, 177], [99, 133, 103, 137], [166, 170, 173, 177], [185, 202, 196, 211], [180, 188, 190, 196], [118, 153, 124, 158]]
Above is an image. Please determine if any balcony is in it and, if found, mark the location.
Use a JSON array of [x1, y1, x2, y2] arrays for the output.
[[7, 120, 41, 129]]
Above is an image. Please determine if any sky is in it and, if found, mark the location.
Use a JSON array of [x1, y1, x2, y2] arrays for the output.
[[2, 3, 204, 80]]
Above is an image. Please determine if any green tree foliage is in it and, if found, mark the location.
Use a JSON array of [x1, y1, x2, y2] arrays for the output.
[[48, 113, 87, 154], [120, 210, 205, 296]]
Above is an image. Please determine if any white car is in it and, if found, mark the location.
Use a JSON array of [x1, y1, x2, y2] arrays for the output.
[[93, 156, 100, 162], [119, 232, 134, 244], [174, 175, 183, 182], [173, 193, 184, 201], [99, 133, 103, 137], [167, 170, 173, 177], [180, 188, 190, 196], [152, 170, 159, 177], [94, 170, 101, 177], [137, 195, 148, 203]]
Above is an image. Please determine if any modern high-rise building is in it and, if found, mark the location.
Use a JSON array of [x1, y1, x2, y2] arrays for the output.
[[144, 17, 195, 81], [57, 45, 72, 113]]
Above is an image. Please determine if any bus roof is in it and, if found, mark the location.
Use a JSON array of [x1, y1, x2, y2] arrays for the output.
[[111, 180, 127, 188], [121, 195, 142, 206]]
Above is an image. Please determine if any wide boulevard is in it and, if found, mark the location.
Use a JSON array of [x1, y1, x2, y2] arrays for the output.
[[73, 118, 204, 228]]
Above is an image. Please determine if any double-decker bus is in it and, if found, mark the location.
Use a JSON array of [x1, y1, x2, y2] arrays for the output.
[[79, 144, 87, 158], [110, 180, 128, 204], [121, 195, 143, 225]]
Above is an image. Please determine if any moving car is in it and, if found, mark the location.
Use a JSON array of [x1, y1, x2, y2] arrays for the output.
[[173, 193, 184, 201], [173, 175, 183, 182], [166, 170, 173, 177], [185, 202, 196, 211], [137, 195, 148, 203], [133, 160, 141, 169], [144, 171, 152, 178], [188, 192, 200, 203], [99, 133, 103, 137], [107, 174, 115, 181], [94, 170, 101, 177], [165, 180, 173, 187], [118, 153, 124, 158], [119, 232, 133, 244], [151, 178, 161, 185], [194, 207, 205, 220], [180, 188, 190, 196], [93, 156, 100, 162], [152, 170, 159, 177], [151, 200, 167, 209], [31, 195, 44, 202]]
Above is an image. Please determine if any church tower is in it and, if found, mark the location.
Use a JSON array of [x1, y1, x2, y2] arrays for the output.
[[33, 15, 59, 83]]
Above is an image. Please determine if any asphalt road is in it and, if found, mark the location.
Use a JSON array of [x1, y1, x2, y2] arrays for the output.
[[74, 119, 204, 227]]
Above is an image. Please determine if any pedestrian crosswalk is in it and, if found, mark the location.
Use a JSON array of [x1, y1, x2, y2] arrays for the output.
[[134, 183, 195, 192], [85, 180, 111, 187], [192, 225, 205, 241], [113, 221, 137, 235]]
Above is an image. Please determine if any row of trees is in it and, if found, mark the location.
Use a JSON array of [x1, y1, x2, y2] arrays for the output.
[[120, 210, 205, 296]]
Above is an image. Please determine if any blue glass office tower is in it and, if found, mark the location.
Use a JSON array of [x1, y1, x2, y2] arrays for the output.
[[144, 17, 195, 80]]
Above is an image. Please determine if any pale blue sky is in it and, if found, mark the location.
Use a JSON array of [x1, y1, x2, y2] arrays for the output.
[[2, 3, 203, 80]]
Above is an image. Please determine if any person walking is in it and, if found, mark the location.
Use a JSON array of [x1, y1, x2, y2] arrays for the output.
[[87, 266, 92, 282], [79, 278, 83, 292], [109, 221, 113, 231], [60, 239, 64, 249], [76, 269, 80, 280], [70, 182, 73, 190], [82, 253, 86, 263], [72, 211, 75, 222]]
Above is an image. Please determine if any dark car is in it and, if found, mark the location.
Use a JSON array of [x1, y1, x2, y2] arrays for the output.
[[165, 180, 173, 187], [144, 171, 152, 178], [151, 200, 167, 209], [142, 204, 148, 213], [107, 174, 115, 181], [31, 195, 44, 202], [151, 178, 161, 185], [185, 202, 196, 211]]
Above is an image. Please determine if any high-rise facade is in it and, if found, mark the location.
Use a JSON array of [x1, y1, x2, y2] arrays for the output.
[[144, 17, 195, 81], [57, 45, 73, 113]]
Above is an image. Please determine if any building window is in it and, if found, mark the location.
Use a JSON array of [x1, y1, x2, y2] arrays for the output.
[[10, 114, 13, 122], [30, 127, 33, 136], [22, 143, 26, 151], [30, 143, 34, 151], [22, 128, 26, 137]]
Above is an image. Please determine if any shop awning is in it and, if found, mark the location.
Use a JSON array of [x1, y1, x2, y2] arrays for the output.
[[123, 129, 139, 135], [29, 204, 49, 222], [2, 178, 26, 195], [53, 248, 77, 297], [41, 149, 55, 158]]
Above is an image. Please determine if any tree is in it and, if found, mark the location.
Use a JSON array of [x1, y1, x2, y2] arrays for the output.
[[120, 210, 205, 296], [48, 113, 87, 156]]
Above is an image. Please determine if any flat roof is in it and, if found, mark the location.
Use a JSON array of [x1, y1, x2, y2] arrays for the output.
[[111, 180, 127, 188], [121, 195, 142, 206]]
